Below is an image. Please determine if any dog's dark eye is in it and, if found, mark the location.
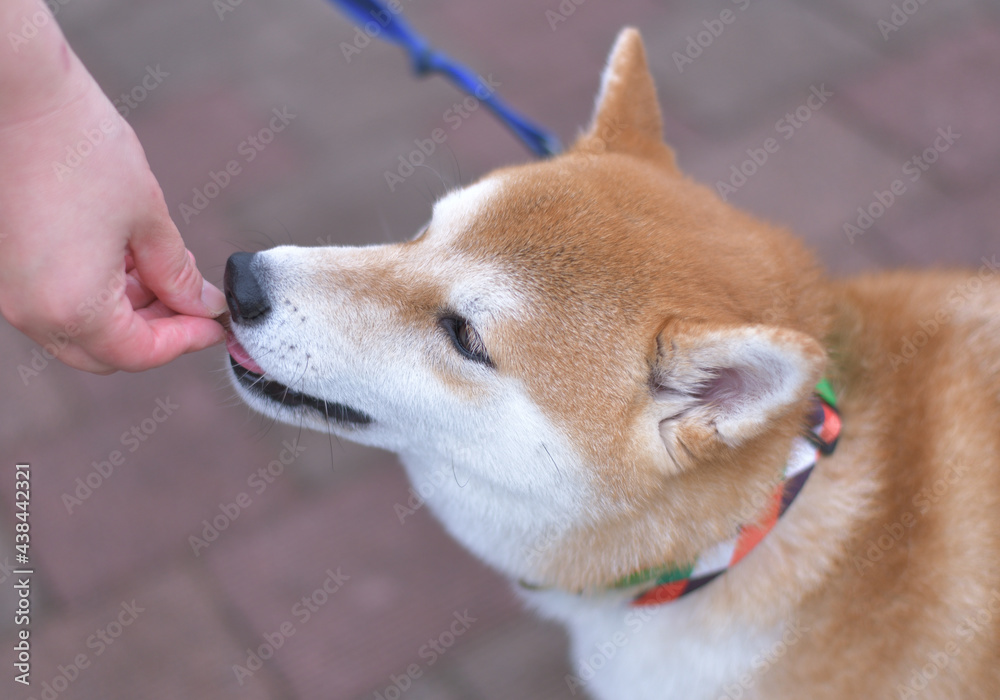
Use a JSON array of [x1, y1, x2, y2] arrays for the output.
[[440, 316, 492, 367]]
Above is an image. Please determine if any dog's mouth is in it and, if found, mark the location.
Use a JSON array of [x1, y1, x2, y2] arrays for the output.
[[226, 334, 373, 426]]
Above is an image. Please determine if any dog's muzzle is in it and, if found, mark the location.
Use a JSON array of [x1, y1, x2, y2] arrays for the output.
[[222, 252, 373, 427]]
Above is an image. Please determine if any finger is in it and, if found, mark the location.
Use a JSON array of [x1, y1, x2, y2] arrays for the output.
[[102, 315, 226, 371], [135, 299, 173, 321], [125, 270, 156, 309], [75, 293, 226, 371], [129, 200, 227, 319]]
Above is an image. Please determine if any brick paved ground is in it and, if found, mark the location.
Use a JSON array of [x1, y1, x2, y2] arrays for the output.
[[1, 0, 998, 698]]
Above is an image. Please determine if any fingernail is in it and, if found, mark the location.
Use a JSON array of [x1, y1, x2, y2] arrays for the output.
[[201, 279, 229, 316]]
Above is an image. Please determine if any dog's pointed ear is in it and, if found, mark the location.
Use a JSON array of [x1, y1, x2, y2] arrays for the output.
[[651, 321, 826, 456], [575, 28, 676, 170]]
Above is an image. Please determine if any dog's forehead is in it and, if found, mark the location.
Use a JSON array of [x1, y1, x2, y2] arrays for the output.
[[413, 157, 724, 338], [423, 161, 662, 310], [427, 176, 505, 245], [413, 175, 525, 317]]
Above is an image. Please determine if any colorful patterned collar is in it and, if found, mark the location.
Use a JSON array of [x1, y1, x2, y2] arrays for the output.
[[522, 380, 842, 607]]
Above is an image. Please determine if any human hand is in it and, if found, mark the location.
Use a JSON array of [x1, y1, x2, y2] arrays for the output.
[[0, 44, 226, 374]]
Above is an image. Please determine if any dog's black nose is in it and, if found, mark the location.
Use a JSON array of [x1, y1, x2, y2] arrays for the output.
[[224, 252, 270, 323]]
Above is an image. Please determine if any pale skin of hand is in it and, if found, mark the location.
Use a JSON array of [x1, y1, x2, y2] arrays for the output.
[[0, 1, 227, 374]]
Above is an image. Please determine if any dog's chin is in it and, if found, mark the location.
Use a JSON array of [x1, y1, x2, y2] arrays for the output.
[[228, 355, 374, 428]]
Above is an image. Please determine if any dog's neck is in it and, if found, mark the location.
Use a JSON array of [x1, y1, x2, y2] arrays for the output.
[[606, 386, 840, 606], [522, 383, 841, 606]]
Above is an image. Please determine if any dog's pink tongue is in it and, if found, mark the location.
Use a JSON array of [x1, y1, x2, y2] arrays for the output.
[[227, 333, 265, 374]]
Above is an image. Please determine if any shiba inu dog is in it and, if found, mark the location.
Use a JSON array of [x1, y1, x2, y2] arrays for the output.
[[223, 28, 1000, 699]]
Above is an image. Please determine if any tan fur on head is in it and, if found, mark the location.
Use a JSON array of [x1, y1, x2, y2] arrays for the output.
[[227, 27, 1000, 699], [429, 31, 834, 591]]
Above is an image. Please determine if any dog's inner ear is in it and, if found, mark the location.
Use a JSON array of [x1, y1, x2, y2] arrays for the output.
[[575, 27, 676, 171], [651, 321, 826, 452]]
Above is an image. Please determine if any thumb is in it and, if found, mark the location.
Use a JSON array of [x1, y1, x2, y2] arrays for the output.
[[130, 210, 227, 318]]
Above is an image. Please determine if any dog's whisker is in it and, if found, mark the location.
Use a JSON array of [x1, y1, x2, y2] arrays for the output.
[[276, 219, 294, 245], [541, 443, 565, 481], [451, 456, 468, 488], [414, 163, 450, 204]]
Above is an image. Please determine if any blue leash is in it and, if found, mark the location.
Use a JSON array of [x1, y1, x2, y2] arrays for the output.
[[324, 0, 561, 158]]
